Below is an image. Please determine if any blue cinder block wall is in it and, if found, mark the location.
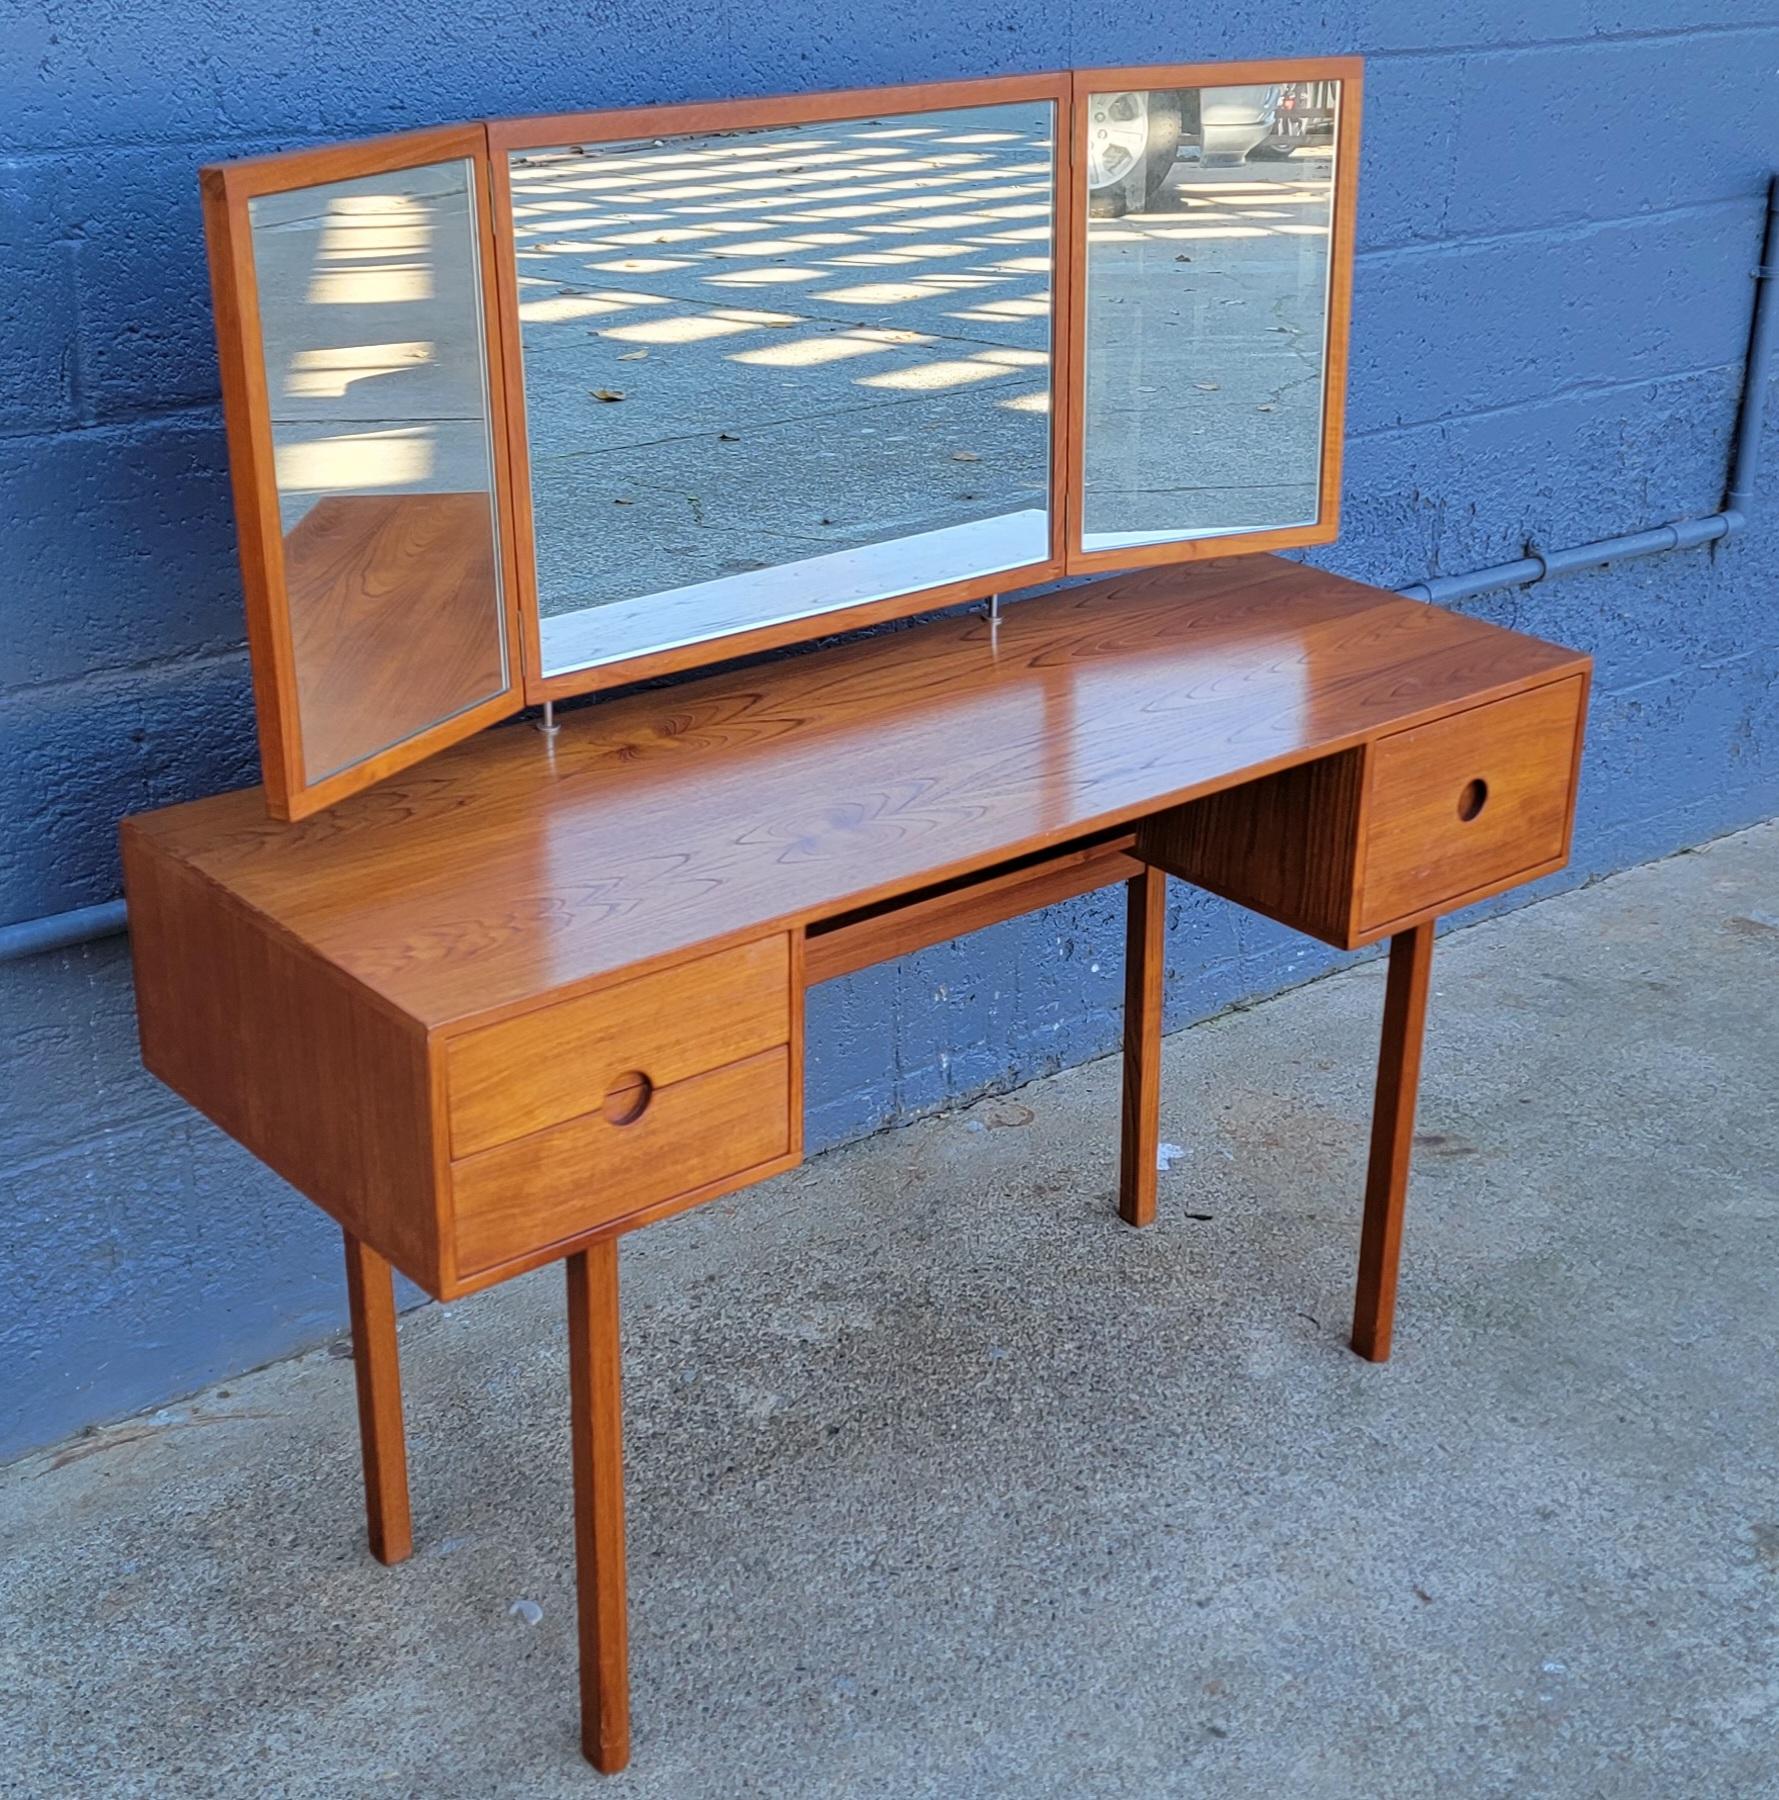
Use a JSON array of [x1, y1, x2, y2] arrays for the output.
[[3, 6, 1776, 1461]]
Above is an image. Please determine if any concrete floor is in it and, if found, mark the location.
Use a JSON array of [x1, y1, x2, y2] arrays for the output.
[[3, 823, 1775, 1798]]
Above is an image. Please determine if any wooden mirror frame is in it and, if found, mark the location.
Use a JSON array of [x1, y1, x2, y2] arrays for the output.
[[487, 72, 1075, 702], [201, 125, 528, 820], [201, 59, 1360, 819], [1062, 58, 1362, 573]]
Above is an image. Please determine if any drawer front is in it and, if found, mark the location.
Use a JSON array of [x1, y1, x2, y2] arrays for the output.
[[452, 1046, 793, 1275], [1359, 677, 1583, 934], [445, 935, 791, 1157]]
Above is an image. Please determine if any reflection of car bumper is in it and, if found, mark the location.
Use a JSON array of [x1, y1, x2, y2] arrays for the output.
[[1199, 85, 1278, 166], [1200, 120, 1272, 165]]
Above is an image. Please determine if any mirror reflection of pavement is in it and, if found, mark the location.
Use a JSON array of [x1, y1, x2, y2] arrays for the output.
[[511, 107, 1057, 617], [255, 120, 1336, 647], [1083, 157, 1334, 546], [253, 167, 497, 534]]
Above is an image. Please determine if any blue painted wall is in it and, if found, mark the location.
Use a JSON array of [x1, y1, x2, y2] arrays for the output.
[[3, 5, 1776, 1460]]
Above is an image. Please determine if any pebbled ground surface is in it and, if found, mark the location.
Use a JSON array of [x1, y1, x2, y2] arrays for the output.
[[2, 822, 1775, 1798]]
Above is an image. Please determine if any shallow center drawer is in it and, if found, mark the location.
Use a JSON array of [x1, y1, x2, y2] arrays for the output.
[[444, 934, 792, 1157]]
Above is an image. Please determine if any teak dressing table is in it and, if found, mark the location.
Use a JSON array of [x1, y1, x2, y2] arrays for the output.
[[124, 554, 1590, 1767], [121, 61, 1593, 1769]]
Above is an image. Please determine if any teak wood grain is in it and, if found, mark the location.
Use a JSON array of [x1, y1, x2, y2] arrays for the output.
[[121, 546, 1592, 1777], [1117, 864, 1167, 1227], [1140, 747, 1370, 946], [126, 556, 1589, 1032], [1140, 673, 1587, 951], [284, 493, 509, 786], [1351, 923, 1436, 1362], [342, 1232, 413, 1565], [566, 1242, 629, 1772], [166, 60, 1599, 1781], [1357, 676, 1583, 935], [450, 1046, 795, 1276], [445, 935, 792, 1157], [121, 827, 446, 1289], [804, 833, 1140, 985]]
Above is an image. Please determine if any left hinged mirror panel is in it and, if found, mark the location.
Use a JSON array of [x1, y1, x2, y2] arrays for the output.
[[202, 128, 523, 821]]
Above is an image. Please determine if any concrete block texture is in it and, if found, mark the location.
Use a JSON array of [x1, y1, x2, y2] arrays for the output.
[[0, 417, 241, 689], [0, 653, 259, 922], [2, 1, 1778, 1451], [0, 159, 78, 435], [1, 825, 1774, 1795]]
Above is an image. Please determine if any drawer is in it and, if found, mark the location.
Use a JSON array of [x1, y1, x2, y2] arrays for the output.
[[1358, 677, 1583, 935], [1139, 673, 1586, 950], [451, 1046, 794, 1275], [445, 935, 791, 1157]]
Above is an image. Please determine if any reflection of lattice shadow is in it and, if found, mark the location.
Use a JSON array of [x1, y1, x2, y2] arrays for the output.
[[1082, 157, 1336, 547], [254, 170, 498, 531], [508, 111, 1058, 414], [511, 107, 1062, 634]]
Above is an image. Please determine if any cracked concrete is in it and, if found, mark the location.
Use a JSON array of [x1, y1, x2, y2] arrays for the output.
[[2, 822, 1775, 1797]]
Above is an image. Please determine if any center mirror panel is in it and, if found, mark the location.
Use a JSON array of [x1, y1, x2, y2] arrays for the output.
[[507, 101, 1057, 680]]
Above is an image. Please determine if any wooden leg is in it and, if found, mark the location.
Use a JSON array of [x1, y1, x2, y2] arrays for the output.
[[1351, 922, 1436, 1363], [342, 1231, 413, 1565], [567, 1242, 630, 1773], [1118, 864, 1167, 1227]]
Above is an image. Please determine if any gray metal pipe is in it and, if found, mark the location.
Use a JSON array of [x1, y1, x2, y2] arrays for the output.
[[1397, 173, 1777, 605], [4, 178, 1777, 968], [0, 899, 129, 964], [1727, 175, 1779, 516], [1400, 512, 1740, 607]]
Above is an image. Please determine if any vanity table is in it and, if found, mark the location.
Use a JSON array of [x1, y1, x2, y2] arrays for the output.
[[122, 58, 1591, 1770]]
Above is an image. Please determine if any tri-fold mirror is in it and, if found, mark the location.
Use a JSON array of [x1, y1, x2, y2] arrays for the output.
[[201, 61, 1360, 818]]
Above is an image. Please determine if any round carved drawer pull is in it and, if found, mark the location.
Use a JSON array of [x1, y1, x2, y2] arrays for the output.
[[601, 1070, 653, 1126], [1456, 777, 1489, 823]]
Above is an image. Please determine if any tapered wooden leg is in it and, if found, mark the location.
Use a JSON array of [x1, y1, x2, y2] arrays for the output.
[[1351, 922, 1436, 1363], [567, 1242, 630, 1773], [342, 1231, 412, 1565], [1118, 864, 1168, 1227]]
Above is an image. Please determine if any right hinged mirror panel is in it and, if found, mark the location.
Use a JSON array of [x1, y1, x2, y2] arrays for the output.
[[1066, 60, 1361, 573]]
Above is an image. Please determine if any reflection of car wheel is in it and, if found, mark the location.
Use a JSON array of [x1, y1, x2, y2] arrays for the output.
[[1085, 91, 1183, 218]]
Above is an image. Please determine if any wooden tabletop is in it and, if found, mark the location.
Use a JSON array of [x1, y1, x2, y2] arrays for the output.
[[125, 555, 1587, 1030]]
